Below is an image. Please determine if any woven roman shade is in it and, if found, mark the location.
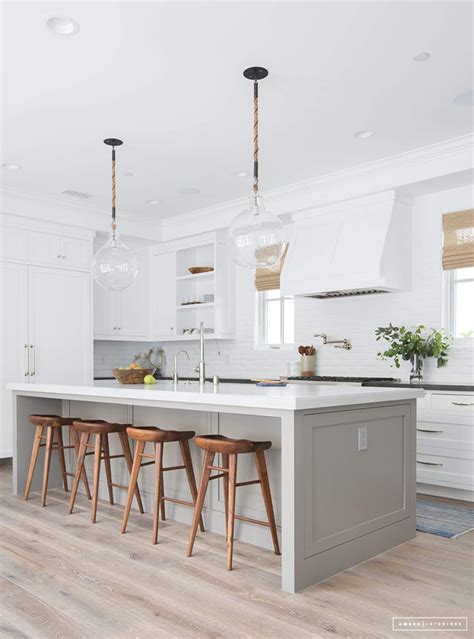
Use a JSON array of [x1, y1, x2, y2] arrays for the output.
[[255, 244, 289, 292], [442, 209, 474, 270]]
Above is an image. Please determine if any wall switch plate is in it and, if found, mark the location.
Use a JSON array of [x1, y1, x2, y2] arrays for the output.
[[358, 426, 368, 451]]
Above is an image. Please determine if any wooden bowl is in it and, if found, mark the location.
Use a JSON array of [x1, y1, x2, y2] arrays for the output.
[[188, 266, 214, 275], [112, 368, 156, 384]]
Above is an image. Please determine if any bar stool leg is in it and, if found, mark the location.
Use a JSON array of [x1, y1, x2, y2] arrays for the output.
[[160, 473, 166, 521], [121, 441, 144, 534], [24, 424, 43, 500], [70, 425, 92, 499], [69, 432, 89, 514], [221, 453, 229, 533], [180, 440, 205, 533], [55, 427, 69, 492], [102, 433, 114, 505], [91, 433, 102, 523], [226, 454, 238, 570], [41, 427, 54, 507], [153, 442, 164, 545], [187, 450, 215, 557], [119, 431, 145, 514], [255, 450, 281, 555]]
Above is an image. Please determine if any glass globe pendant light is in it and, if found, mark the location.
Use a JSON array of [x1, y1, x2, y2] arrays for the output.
[[92, 138, 139, 290], [227, 67, 286, 269]]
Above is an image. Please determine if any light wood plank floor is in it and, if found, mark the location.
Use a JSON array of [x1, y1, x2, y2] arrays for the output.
[[1, 462, 472, 639]]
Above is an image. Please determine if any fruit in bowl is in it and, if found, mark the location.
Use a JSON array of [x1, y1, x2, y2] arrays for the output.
[[112, 366, 155, 384]]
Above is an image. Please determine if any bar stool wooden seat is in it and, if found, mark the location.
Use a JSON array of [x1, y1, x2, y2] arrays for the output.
[[187, 434, 280, 570], [24, 414, 91, 507], [122, 427, 204, 544], [69, 420, 144, 523]]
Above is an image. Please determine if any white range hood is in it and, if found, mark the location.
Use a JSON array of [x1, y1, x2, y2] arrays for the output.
[[281, 190, 412, 298]]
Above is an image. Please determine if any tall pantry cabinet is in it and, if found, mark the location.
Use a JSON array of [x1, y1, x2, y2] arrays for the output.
[[0, 217, 94, 457]]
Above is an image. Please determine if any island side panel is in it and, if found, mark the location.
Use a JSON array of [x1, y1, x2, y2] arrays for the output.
[[280, 410, 306, 594], [12, 393, 64, 495], [296, 399, 416, 591]]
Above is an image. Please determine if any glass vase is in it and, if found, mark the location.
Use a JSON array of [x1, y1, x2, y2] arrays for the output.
[[409, 354, 424, 383]]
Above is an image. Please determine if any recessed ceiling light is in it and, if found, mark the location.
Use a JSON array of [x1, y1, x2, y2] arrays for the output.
[[233, 171, 248, 177], [147, 199, 162, 205], [2, 163, 21, 170], [123, 171, 134, 177], [452, 91, 474, 107], [413, 52, 430, 62], [353, 130, 375, 139], [46, 16, 80, 36], [177, 187, 200, 195]]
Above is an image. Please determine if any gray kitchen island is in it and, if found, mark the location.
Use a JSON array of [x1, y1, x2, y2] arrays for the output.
[[8, 380, 424, 593]]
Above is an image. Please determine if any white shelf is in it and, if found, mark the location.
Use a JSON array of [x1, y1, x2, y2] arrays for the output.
[[177, 302, 214, 310], [176, 271, 215, 281]]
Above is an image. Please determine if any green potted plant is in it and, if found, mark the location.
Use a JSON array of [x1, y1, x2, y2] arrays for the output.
[[375, 324, 451, 383]]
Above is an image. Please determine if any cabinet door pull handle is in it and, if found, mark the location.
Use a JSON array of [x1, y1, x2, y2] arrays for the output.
[[417, 428, 444, 433], [29, 345, 35, 377], [451, 401, 473, 406], [24, 344, 29, 377], [417, 459, 443, 467]]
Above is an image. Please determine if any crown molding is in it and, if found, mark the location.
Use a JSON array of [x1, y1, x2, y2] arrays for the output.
[[0, 186, 162, 241], [161, 133, 474, 240], [2, 133, 472, 244]]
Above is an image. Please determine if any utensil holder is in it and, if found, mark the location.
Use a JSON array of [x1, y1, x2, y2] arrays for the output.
[[300, 354, 315, 377]]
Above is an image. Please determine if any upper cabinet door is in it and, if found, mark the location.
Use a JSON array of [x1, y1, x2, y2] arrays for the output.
[[118, 253, 149, 338], [93, 279, 118, 336], [62, 237, 91, 270], [28, 266, 92, 385], [29, 231, 63, 266], [150, 251, 177, 339], [0, 227, 28, 261]]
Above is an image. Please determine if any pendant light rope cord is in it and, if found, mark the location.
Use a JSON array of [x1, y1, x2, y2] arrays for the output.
[[111, 148, 117, 232], [253, 80, 259, 196]]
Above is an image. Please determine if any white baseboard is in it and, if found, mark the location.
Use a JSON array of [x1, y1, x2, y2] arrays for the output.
[[417, 482, 474, 503]]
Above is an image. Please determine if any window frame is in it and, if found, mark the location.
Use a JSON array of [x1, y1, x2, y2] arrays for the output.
[[255, 289, 295, 351], [443, 268, 474, 344]]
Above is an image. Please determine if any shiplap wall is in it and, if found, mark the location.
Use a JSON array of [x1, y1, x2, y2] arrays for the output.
[[94, 184, 474, 383]]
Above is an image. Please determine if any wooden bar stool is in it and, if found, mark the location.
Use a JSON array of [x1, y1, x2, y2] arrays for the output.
[[69, 420, 144, 523], [122, 427, 204, 544], [24, 414, 91, 507], [187, 434, 280, 570]]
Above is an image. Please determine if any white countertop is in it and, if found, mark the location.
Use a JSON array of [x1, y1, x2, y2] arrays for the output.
[[8, 380, 425, 412]]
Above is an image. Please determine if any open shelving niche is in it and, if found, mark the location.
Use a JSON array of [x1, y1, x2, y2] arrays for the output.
[[152, 231, 235, 341]]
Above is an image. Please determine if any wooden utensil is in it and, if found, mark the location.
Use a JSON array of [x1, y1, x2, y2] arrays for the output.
[[298, 346, 306, 355]]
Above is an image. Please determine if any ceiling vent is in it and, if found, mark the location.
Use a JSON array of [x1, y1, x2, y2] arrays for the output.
[[61, 189, 93, 199]]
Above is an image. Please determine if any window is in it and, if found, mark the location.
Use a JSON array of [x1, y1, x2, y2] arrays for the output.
[[257, 289, 294, 347], [445, 267, 474, 338]]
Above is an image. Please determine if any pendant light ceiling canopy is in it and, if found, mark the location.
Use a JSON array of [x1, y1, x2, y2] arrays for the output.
[[92, 138, 139, 291], [227, 66, 286, 269]]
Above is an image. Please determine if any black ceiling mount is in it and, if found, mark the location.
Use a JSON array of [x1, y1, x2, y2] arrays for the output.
[[103, 138, 123, 147], [243, 66, 269, 81]]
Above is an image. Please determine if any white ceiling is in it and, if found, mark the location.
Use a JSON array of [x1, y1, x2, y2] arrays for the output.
[[1, 1, 473, 223]]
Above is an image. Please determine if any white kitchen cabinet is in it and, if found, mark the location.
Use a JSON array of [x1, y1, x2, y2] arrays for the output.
[[29, 231, 91, 270], [28, 266, 92, 384], [0, 226, 28, 262], [93, 252, 149, 340], [0, 262, 28, 457], [150, 251, 177, 339], [0, 260, 93, 457], [417, 390, 474, 500]]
